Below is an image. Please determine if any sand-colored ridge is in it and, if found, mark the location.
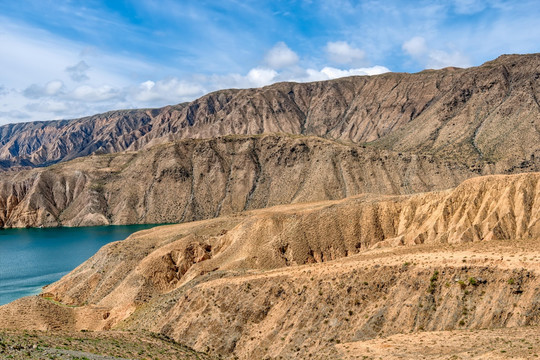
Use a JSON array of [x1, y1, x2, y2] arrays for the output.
[[2, 172, 540, 358]]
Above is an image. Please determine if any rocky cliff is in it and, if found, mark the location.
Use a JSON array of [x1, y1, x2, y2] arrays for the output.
[[1, 172, 540, 359], [0, 54, 538, 173], [0, 134, 476, 228]]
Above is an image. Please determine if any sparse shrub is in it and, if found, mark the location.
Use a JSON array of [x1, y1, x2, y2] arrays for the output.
[[428, 270, 439, 294], [89, 183, 104, 193], [468, 277, 478, 286], [508, 278, 515, 285]]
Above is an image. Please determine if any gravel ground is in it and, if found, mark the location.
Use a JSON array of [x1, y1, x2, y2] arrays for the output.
[[0, 330, 214, 360]]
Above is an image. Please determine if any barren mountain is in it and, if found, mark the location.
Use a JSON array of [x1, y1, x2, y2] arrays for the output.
[[0, 134, 477, 229], [0, 53, 538, 173], [2, 172, 540, 358], [2, 54, 540, 359]]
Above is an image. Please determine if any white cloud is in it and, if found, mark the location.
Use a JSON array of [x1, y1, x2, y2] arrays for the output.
[[426, 50, 470, 69], [0, 17, 158, 89], [402, 36, 470, 69], [131, 78, 205, 103], [325, 41, 366, 65], [246, 67, 278, 87], [304, 65, 390, 81], [26, 100, 70, 114], [0, 18, 392, 125], [71, 85, 123, 102], [23, 80, 64, 99], [402, 36, 428, 57], [320, 66, 390, 78], [264, 42, 299, 69], [0, 110, 30, 120], [66, 61, 90, 82]]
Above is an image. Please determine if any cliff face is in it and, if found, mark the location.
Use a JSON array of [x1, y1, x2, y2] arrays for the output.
[[0, 54, 538, 172], [1, 54, 539, 229], [0, 134, 477, 228], [1, 172, 540, 359]]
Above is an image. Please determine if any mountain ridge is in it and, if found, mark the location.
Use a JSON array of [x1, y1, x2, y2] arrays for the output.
[[2, 171, 540, 358], [0, 134, 478, 228], [0, 53, 538, 172]]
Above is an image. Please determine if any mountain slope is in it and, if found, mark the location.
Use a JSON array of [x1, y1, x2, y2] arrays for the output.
[[1, 172, 540, 359], [0, 54, 538, 172], [0, 134, 475, 228]]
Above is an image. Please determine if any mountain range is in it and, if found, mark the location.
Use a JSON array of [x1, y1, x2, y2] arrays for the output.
[[0, 53, 538, 172], [1, 53, 540, 359], [0, 53, 538, 229]]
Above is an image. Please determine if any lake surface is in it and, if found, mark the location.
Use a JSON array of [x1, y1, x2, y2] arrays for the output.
[[0, 224, 157, 306]]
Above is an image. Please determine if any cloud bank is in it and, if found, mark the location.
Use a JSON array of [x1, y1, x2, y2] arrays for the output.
[[402, 36, 470, 69], [1, 0, 539, 124], [325, 41, 366, 66], [0, 24, 389, 124]]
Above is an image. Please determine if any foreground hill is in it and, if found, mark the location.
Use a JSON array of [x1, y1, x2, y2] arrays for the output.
[[0, 54, 538, 173], [2, 326, 540, 359], [0, 134, 477, 228], [0, 330, 214, 359], [1, 172, 540, 358]]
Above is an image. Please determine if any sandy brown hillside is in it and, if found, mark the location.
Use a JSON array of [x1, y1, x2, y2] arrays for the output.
[[1, 172, 540, 359], [0, 54, 538, 171], [0, 134, 477, 228]]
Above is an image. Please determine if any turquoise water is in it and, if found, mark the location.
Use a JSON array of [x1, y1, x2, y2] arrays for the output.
[[0, 224, 157, 306]]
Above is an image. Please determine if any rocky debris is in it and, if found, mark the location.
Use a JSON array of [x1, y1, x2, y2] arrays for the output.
[[0, 330, 214, 360]]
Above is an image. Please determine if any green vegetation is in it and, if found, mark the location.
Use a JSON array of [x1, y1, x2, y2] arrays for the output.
[[428, 270, 439, 294]]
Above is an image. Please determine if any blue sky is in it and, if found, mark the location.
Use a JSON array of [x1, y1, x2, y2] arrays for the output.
[[1, 0, 539, 124]]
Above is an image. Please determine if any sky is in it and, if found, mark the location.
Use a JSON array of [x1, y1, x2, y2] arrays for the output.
[[1, 0, 539, 124]]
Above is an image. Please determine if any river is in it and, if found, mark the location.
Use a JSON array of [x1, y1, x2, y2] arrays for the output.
[[0, 224, 157, 306]]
